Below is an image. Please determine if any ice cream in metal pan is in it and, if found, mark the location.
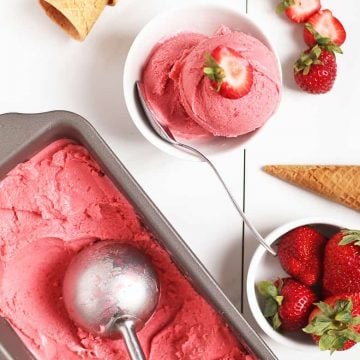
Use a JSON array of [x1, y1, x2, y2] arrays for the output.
[[0, 111, 277, 360]]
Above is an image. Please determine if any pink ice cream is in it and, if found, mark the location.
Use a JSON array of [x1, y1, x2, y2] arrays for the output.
[[0, 140, 251, 360], [142, 26, 281, 138], [141, 32, 211, 139]]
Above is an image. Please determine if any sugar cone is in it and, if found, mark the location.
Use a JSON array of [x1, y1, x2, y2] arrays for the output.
[[263, 165, 360, 212], [39, 0, 117, 41]]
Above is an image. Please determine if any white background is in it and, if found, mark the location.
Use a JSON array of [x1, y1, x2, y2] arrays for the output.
[[1, 0, 360, 359]]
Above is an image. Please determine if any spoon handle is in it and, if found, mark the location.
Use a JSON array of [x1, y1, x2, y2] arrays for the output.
[[117, 319, 146, 360], [177, 142, 277, 256], [135, 81, 276, 256]]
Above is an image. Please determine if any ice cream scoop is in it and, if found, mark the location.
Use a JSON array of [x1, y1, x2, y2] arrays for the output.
[[136, 81, 276, 256], [63, 241, 160, 360]]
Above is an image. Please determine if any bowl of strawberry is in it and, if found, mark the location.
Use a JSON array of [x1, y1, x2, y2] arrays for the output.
[[247, 217, 360, 353]]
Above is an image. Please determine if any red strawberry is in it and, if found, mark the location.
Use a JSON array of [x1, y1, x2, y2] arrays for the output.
[[276, 0, 321, 23], [277, 225, 327, 286], [303, 294, 360, 353], [323, 230, 360, 297], [257, 278, 317, 331], [203, 46, 253, 99], [304, 10, 346, 47], [294, 45, 337, 94]]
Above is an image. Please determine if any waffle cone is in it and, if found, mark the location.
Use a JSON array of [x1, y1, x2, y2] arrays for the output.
[[39, 0, 117, 41], [263, 165, 360, 211]]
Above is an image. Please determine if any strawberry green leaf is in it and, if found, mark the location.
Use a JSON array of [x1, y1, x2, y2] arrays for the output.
[[203, 53, 225, 88], [294, 45, 324, 75], [303, 323, 316, 334], [335, 311, 352, 324], [264, 298, 278, 318], [272, 312, 282, 331], [257, 281, 278, 298], [334, 299, 352, 314], [275, 295, 284, 306], [203, 67, 216, 78], [314, 301, 334, 317], [351, 316, 360, 326], [276, 0, 295, 14], [339, 329, 360, 343], [329, 336, 347, 354], [303, 316, 333, 336], [275, 3, 287, 14], [319, 333, 338, 351], [340, 230, 360, 246]]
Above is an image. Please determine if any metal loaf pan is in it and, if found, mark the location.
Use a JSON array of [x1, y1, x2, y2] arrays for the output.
[[0, 111, 277, 360]]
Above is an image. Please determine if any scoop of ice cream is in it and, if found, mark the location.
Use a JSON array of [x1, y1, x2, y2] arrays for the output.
[[0, 140, 249, 359], [141, 26, 281, 139], [142, 32, 211, 139], [178, 27, 281, 137]]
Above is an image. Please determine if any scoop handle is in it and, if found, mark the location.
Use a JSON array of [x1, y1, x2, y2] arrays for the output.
[[117, 319, 146, 360]]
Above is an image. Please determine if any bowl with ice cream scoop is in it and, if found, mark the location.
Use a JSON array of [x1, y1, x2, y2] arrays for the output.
[[63, 241, 160, 360], [124, 4, 282, 160], [246, 217, 356, 352]]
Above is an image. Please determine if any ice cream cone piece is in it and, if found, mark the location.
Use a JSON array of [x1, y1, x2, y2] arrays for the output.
[[39, 0, 117, 41], [263, 165, 360, 212]]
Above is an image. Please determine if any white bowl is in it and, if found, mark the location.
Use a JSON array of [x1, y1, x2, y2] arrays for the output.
[[123, 4, 282, 161], [247, 217, 348, 352]]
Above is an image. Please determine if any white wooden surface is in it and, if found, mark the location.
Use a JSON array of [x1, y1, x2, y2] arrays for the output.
[[1, 0, 359, 358]]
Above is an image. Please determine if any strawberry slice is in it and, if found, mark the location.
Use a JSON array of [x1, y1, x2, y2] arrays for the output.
[[277, 0, 321, 23], [203, 46, 253, 100], [304, 9, 346, 47]]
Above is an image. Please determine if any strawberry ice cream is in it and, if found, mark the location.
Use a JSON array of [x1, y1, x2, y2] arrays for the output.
[[141, 32, 211, 139], [141, 26, 281, 138], [0, 140, 251, 359]]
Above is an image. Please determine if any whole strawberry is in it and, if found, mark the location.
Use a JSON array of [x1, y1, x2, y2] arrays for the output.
[[323, 230, 360, 297], [294, 45, 337, 94], [304, 293, 360, 353], [277, 225, 327, 286], [257, 278, 317, 331]]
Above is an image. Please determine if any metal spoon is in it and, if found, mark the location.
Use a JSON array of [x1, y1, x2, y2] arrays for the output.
[[135, 81, 276, 256], [63, 241, 160, 360]]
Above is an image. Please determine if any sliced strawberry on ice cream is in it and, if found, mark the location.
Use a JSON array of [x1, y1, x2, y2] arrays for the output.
[[276, 0, 321, 23], [304, 9, 346, 47], [203, 46, 253, 100]]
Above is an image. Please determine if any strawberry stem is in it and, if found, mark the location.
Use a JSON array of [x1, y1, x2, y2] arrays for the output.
[[276, 0, 295, 14], [294, 45, 323, 75], [340, 230, 360, 246], [303, 299, 360, 353], [203, 53, 225, 91], [305, 23, 343, 55]]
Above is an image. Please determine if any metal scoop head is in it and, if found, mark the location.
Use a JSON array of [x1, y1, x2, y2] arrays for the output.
[[63, 241, 159, 360]]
